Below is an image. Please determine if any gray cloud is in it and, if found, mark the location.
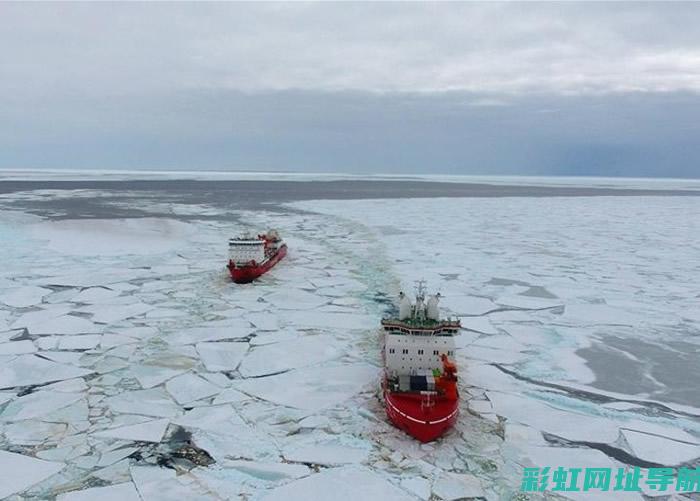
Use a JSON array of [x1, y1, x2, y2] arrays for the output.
[[1, 2, 699, 176], [2, 2, 700, 95]]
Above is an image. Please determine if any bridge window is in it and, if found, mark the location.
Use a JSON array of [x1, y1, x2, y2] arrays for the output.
[[389, 348, 395, 354], [418, 349, 424, 355], [433, 350, 439, 355], [402, 349, 408, 354]]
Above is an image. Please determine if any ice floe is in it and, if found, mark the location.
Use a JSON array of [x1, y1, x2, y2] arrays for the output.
[[56, 482, 141, 501], [0, 450, 64, 498], [261, 466, 413, 501], [0, 339, 37, 355], [196, 341, 249, 371], [31, 218, 193, 256], [283, 440, 371, 466], [95, 418, 170, 443], [237, 364, 378, 412], [0, 285, 51, 308], [105, 388, 182, 418], [621, 429, 700, 466], [239, 335, 339, 377], [0, 388, 82, 422], [0, 354, 92, 389], [165, 373, 222, 404]]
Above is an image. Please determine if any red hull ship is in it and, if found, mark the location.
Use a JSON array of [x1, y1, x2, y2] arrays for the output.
[[227, 230, 287, 284], [381, 282, 461, 442]]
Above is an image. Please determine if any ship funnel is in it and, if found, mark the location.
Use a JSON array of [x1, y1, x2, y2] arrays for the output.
[[398, 291, 412, 320]]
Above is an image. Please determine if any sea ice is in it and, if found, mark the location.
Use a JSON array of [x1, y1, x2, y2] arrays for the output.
[[249, 329, 299, 346], [283, 441, 371, 466], [238, 336, 339, 377], [245, 312, 279, 331], [277, 310, 375, 330], [105, 388, 182, 418], [432, 472, 485, 500], [95, 418, 170, 443], [56, 481, 141, 501], [71, 287, 121, 304], [224, 460, 311, 481], [263, 289, 329, 310], [212, 387, 250, 405], [495, 294, 564, 310], [167, 325, 252, 345], [458, 316, 498, 335], [0, 389, 82, 422], [196, 341, 249, 371], [11, 305, 72, 330], [260, 466, 413, 501], [4, 420, 67, 445], [57, 334, 102, 350], [0, 286, 51, 308], [96, 446, 140, 468], [29, 314, 102, 335], [237, 364, 378, 412], [86, 303, 154, 324], [0, 450, 64, 498], [31, 218, 193, 256], [165, 372, 222, 404], [130, 466, 208, 500], [131, 364, 186, 389], [0, 339, 37, 355], [559, 303, 644, 327], [0, 354, 92, 389], [621, 429, 700, 465], [439, 295, 497, 316], [400, 477, 431, 500]]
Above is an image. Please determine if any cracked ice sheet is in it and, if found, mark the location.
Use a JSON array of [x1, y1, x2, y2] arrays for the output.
[[261, 466, 413, 501], [238, 364, 378, 412], [0, 285, 52, 308], [0, 451, 64, 498], [56, 482, 141, 501], [291, 195, 700, 490], [0, 354, 92, 389], [31, 218, 194, 256], [239, 335, 340, 377]]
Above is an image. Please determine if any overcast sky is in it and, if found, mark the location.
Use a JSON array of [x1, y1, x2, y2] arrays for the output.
[[1, 2, 700, 177]]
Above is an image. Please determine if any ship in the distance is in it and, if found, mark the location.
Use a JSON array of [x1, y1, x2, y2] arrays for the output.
[[381, 281, 461, 442], [227, 229, 287, 283]]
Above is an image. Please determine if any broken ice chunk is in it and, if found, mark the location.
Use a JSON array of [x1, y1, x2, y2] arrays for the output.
[[0, 450, 64, 498], [622, 429, 700, 466], [105, 388, 181, 418], [260, 466, 412, 501], [0, 389, 82, 422], [29, 315, 102, 336], [0, 339, 37, 355], [0, 354, 92, 389], [195, 342, 248, 372], [56, 481, 141, 501], [95, 418, 170, 444], [224, 460, 311, 481], [165, 373, 221, 405], [237, 364, 378, 412], [432, 472, 485, 500], [283, 440, 371, 466], [0, 286, 51, 308], [239, 336, 339, 377]]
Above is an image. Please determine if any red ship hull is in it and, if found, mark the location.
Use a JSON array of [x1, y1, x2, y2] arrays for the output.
[[228, 244, 287, 283], [384, 388, 459, 442]]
